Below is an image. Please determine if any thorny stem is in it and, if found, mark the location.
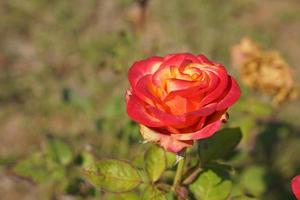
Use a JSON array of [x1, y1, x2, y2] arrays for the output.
[[172, 150, 186, 190]]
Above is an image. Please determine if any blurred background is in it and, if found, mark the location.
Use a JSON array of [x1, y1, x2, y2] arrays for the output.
[[0, 0, 300, 199]]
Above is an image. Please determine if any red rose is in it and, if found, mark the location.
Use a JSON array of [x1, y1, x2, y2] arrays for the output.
[[126, 53, 241, 152], [292, 175, 300, 199]]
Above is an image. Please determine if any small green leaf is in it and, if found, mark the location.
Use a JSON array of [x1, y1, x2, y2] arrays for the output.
[[198, 128, 242, 164], [84, 159, 142, 193], [13, 153, 48, 183], [79, 151, 95, 168], [165, 151, 176, 169], [240, 166, 266, 197], [231, 195, 257, 200], [105, 192, 139, 200], [46, 137, 73, 166], [142, 186, 167, 200], [144, 145, 166, 182], [13, 152, 65, 183], [165, 192, 175, 200], [189, 169, 232, 200]]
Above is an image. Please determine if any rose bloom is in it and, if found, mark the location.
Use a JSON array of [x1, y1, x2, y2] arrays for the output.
[[292, 175, 300, 200], [126, 53, 241, 152]]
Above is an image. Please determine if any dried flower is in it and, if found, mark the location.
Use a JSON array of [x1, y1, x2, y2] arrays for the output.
[[231, 37, 298, 106]]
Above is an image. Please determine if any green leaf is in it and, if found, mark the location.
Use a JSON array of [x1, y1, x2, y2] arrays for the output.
[[46, 137, 73, 166], [142, 186, 167, 200], [13, 153, 48, 183], [165, 192, 175, 200], [189, 169, 232, 200], [198, 128, 242, 164], [79, 151, 95, 168], [84, 159, 142, 193], [165, 151, 176, 169], [13, 152, 65, 183], [144, 145, 166, 182], [231, 195, 257, 200], [105, 192, 139, 200], [240, 166, 266, 197], [119, 192, 139, 200]]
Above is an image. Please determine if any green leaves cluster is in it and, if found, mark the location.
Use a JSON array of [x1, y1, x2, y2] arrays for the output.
[[84, 127, 265, 199], [13, 136, 74, 183], [12, 136, 96, 197], [84, 128, 246, 200], [189, 127, 255, 200], [84, 144, 176, 198]]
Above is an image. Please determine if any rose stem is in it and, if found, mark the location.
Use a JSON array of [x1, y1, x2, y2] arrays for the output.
[[172, 150, 186, 190]]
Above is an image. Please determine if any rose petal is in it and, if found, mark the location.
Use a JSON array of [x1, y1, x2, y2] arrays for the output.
[[159, 136, 193, 153], [152, 53, 200, 87], [292, 175, 300, 200], [199, 66, 229, 106], [134, 74, 165, 107], [164, 53, 200, 64], [140, 125, 192, 152], [147, 103, 217, 129], [163, 80, 208, 101], [126, 91, 163, 127], [183, 102, 217, 118], [171, 120, 222, 141], [165, 78, 201, 93], [164, 95, 189, 115], [197, 54, 214, 65], [128, 56, 162, 87], [216, 76, 241, 111], [164, 95, 203, 115], [146, 106, 188, 127]]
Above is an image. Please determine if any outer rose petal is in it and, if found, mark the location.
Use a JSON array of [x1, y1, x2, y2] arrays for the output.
[[292, 175, 300, 200], [163, 53, 200, 64], [171, 120, 222, 141], [140, 125, 192, 152], [217, 76, 241, 111], [147, 103, 217, 128], [128, 56, 162, 87], [197, 54, 214, 65], [126, 91, 163, 127]]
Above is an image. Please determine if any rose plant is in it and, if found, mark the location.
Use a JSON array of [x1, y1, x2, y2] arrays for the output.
[[83, 53, 286, 199]]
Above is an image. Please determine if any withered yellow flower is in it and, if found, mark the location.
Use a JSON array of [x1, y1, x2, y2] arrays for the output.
[[231, 37, 298, 106]]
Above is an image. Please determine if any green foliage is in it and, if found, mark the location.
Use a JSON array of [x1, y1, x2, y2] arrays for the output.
[[165, 151, 176, 169], [189, 169, 232, 200], [240, 166, 267, 197], [46, 136, 73, 166], [12, 136, 76, 184], [144, 145, 167, 182], [79, 151, 95, 168], [13, 152, 65, 183], [231, 196, 257, 200], [84, 159, 142, 193], [141, 186, 168, 200], [198, 128, 242, 165], [105, 192, 140, 200]]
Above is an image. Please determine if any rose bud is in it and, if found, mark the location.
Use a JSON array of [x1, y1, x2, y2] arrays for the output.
[[292, 175, 300, 200], [126, 53, 241, 152]]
